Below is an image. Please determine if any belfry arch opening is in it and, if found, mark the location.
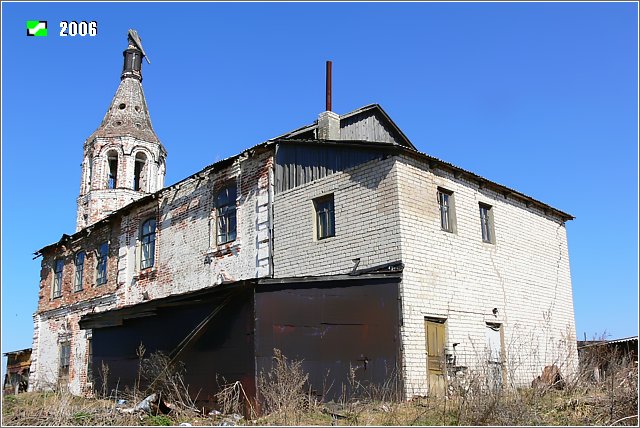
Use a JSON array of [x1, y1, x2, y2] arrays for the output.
[[107, 150, 119, 189], [134, 152, 148, 191]]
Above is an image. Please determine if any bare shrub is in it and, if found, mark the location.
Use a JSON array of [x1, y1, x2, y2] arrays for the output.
[[215, 376, 255, 418], [257, 348, 309, 424], [137, 351, 198, 414]]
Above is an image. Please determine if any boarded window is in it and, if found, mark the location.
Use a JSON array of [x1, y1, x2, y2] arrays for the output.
[[53, 259, 64, 298], [314, 194, 335, 240], [479, 203, 495, 243], [438, 188, 455, 232], [74, 251, 85, 292], [96, 242, 108, 285], [140, 218, 156, 269], [59, 341, 71, 378], [216, 186, 237, 245]]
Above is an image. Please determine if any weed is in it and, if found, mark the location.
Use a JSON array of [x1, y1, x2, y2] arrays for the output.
[[143, 414, 174, 426]]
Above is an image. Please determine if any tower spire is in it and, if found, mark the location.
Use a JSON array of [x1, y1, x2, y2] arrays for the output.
[[76, 30, 167, 231], [121, 29, 149, 81]]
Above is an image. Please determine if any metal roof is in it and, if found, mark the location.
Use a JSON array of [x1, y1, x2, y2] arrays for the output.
[[35, 104, 574, 255]]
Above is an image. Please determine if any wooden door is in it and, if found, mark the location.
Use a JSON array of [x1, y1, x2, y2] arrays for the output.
[[425, 319, 446, 395]]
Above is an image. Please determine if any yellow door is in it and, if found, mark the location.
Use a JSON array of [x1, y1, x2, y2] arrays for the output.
[[425, 319, 446, 396]]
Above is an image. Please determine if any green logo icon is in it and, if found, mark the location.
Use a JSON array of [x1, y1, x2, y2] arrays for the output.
[[26, 20, 48, 36]]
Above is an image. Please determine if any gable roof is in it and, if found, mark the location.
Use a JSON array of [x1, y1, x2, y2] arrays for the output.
[[274, 104, 417, 150]]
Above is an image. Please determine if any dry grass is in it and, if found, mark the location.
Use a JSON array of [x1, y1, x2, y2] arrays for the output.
[[3, 346, 637, 426]]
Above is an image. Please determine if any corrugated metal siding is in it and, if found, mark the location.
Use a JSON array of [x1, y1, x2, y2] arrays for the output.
[[275, 144, 383, 193], [340, 111, 398, 144]]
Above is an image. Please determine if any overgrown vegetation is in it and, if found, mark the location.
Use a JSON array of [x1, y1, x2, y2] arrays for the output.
[[3, 346, 637, 426]]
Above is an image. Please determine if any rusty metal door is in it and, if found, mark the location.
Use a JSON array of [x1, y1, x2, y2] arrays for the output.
[[425, 319, 446, 396]]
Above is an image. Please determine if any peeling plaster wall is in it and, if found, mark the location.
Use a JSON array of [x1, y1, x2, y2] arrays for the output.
[[31, 149, 274, 394], [117, 150, 273, 304], [395, 155, 578, 396]]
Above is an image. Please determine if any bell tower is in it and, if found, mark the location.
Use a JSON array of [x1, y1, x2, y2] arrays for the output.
[[76, 30, 167, 231]]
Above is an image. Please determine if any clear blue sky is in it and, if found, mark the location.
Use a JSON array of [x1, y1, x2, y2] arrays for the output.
[[2, 2, 638, 375]]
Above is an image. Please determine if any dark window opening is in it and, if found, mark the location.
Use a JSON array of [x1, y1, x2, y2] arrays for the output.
[[96, 242, 108, 285], [140, 218, 156, 269], [74, 251, 85, 292], [438, 189, 454, 232], [53, 259, 64, 298], [107, 153, 118, 189], [314, 194, 335, 240], [480, 203, 495, 243], [133, 152, 147, 191], [216, 185, 237, 245], [59, 342, 70, 378], [86, 339, 93, 382]]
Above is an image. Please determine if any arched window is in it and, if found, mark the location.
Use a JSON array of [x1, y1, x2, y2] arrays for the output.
[[74, 251, 85, 292], [106, 150, 118, 189], [133, 152, 147, 191], [140, 218, 156, 269]]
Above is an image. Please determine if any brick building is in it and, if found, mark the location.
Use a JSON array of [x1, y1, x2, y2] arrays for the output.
[[28, 31, 578, 404]]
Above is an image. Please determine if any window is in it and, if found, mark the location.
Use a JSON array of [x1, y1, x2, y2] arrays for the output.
[[140, 218, 156, 269], [86, 339, 93, 382], [96, 242, 108, 285], [216, 186, 237, 245], [53, 259, 64, 298], [479, 203, 495, 243], [74, 251, 85, 292], [314, 194, 335, 240], [437, 188, 456, 232], [133, 152, 147, 191], [59, 341, 71, 378], [107, 151, 118, 189]]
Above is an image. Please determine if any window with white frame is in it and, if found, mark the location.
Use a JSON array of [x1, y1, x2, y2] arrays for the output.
[[74, 251, 85, 292], [140, 218, 156, 269], [216, 185, 237, 245]]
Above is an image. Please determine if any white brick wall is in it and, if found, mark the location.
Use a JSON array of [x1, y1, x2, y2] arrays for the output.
[[272, 153, 577, 398], [273, 156, 402, 277], [395, 155, 577, 396]]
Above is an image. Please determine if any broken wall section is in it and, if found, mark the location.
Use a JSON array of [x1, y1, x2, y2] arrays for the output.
[[117, 148, 274, 306]]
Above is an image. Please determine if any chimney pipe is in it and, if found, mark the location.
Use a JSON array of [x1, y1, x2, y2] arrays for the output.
[[326, 60, 332, 112]]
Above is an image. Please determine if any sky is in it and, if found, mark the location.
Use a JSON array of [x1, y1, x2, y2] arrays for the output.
[[1, 2, 638, 376]]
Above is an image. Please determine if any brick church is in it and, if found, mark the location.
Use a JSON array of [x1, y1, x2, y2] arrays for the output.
[[28, 30, 578, 405]]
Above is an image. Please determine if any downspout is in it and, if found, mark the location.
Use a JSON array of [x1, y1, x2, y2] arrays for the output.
[[268, 148, 276, 278]]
